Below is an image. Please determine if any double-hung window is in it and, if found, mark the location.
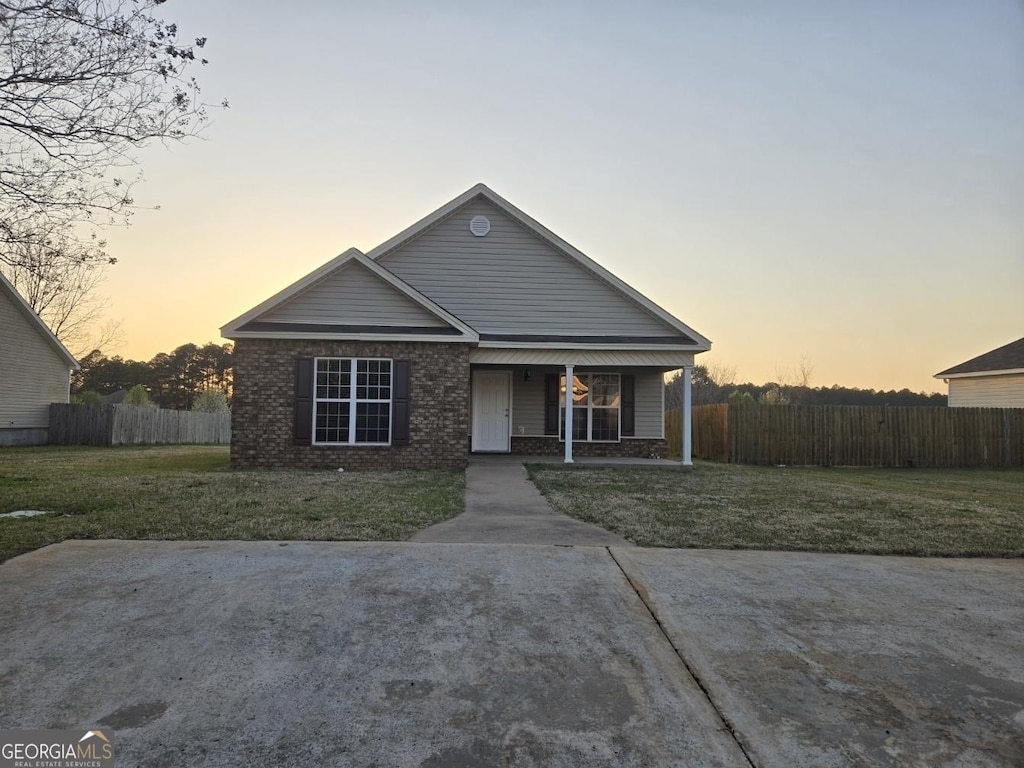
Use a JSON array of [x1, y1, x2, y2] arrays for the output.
[[559, 373, 621, 442], [313, 358, 392, 445]]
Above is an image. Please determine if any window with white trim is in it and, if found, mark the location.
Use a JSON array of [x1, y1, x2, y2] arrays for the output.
[[314, 358, 392, 444], [559, 373, 620, 442]]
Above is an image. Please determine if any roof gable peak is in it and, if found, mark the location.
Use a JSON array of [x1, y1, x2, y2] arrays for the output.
[[369, 184, 711, 349], [0, 271, 79, 369]]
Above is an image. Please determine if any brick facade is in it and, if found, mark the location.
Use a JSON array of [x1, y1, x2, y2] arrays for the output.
[[231, 339, 471, 469], [232, 339, 672, 469], [509, 436, 669, 459]]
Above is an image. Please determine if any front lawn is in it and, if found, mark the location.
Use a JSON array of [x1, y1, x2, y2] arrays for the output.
[[527, 461, 1024, 557], [0, 445, 464, 563]]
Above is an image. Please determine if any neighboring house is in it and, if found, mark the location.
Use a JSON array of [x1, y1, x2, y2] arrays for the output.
[[935, 336, 1024, 408], [102, 389, 129, 405], [0, 271, 80, 445], [222, 184, 710, 469]]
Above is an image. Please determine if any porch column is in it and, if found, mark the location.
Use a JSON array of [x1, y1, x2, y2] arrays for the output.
[[681, 364, 693, 467], [564, 363, 574, 464]]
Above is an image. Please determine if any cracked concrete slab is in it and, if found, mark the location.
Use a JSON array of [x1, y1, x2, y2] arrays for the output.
[[611, 548, 1024, 768], [0, 541, 742, 767]]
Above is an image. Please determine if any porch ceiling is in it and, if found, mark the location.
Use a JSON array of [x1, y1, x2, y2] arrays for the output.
[[468, 348, 695, 368]]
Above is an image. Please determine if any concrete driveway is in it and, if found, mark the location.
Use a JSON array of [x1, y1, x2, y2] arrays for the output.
[[1, 542, 1021, 767]]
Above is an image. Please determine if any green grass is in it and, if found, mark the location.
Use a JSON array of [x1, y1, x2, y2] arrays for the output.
[[526, 461, 1024, 557], [0, 445, 464, 563]]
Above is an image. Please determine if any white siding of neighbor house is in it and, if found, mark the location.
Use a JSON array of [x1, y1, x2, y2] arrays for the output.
[[258, 261, 448, 327], [510, 369, 664, 438], [378, 198, 681, 337], [948, 375, 1024, 408], [0, 289, 71, 428]]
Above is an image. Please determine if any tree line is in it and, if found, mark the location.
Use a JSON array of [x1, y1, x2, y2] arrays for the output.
[[666, 365, 946, 409], [74, 342, 232, 411]]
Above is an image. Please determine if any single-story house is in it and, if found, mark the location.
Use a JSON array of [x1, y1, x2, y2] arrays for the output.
[[934, 336, 1024, 408], [0, 271, 80, 445], [222, 184, 710, 469]]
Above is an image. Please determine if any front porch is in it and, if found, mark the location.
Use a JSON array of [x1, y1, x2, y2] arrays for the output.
[[468, 359, 694, 466]]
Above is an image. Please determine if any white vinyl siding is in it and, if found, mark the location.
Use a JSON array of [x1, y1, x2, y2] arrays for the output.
[[511, 374, 545, 436], [509, 368, 665, 438], [259, 261, 448, 327], [0, 291, 72, 428], [633, 371, 664, 438], [378, 198, 679, 337], [948, 375, 1024, 408]]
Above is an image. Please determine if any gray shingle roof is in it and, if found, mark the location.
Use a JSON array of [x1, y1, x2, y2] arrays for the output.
[[936, 336, 1024, 377]]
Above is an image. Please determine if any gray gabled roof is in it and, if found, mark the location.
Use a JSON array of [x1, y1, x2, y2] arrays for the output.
[[221, 184, 711, 352], [0, 270, 79, 370], [221, 248, 478, 342], [935, 336, 1024, 378]]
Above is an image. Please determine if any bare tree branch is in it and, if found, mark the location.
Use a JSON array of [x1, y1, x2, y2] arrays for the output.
[[0, 0, 224, 266], [85, 316, 123, 356], [2, 223, 113, 351]]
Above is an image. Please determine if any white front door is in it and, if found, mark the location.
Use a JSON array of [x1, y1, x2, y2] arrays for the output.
[[472, 371, 511, 452]]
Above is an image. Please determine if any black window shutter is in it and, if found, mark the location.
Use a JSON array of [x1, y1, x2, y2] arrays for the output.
[[544, 373, 559, 435], [392, 360, 411, 446], [294, 357, 314, 445], [621, 375, 635, 437]]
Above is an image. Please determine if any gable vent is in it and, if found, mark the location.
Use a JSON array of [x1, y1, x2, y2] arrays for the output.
[[469, 215, 491, 237]]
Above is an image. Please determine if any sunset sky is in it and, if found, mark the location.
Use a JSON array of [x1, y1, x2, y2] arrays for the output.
[[95, 0, 1023, 393]]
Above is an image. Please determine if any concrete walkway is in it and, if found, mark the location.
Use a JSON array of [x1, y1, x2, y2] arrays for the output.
[[412, 457, 632, 546]]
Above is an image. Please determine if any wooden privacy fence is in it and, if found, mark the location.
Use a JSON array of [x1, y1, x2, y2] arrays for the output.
[[49, 404, 231, 446], [664, 405, 730, 461], [666, 404, 1024, 467]]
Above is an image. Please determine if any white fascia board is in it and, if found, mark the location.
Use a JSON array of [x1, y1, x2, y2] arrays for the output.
[[225, 331, 473, 343], [367, 183, 712, 351], [936, 368, 1024, 380], [220, 247, 478, 341], [0, 271, 79, 370]]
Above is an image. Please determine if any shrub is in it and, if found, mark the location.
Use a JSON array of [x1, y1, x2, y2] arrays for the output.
[[192, 389, 229, 413], [123, 384, 156, 408]]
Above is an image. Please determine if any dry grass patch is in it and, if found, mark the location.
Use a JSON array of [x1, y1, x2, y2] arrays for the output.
[[0, 446, 463, 563], [526, 461, 1024, 557]]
